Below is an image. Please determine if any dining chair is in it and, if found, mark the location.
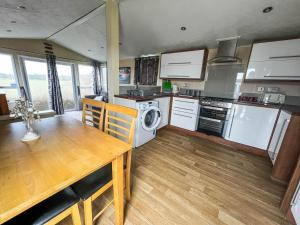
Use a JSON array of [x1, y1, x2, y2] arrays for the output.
[[3, 187, 81, 225], [82, 98, 105, 130], [71, 103, 137, 225]]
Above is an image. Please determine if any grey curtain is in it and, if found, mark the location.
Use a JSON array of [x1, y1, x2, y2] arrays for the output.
[[92, 61, 102, 95], [46, 54, 64, 115], [134, 56, 159, 85]]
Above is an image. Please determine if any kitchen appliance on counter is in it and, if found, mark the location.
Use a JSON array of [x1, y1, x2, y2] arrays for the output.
[[198, 97, 233, 137], [178, 88, 201, 97], [263, 93, 285, 104]]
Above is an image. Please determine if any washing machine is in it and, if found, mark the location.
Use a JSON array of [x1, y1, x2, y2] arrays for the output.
[[135, 100, 161, 147]]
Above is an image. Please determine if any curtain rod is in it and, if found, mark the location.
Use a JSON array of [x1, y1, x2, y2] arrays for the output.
[[0, 46, 98, 63]]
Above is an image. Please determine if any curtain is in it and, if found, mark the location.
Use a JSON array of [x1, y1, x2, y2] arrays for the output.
[[46, 54, 64, 115], [92, 61, 102, 95], [134, 56, 159, 85], [20, 86, 28, 100]]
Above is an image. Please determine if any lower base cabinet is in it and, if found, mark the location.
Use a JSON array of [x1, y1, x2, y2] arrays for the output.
[[225, 104, 279, 150]]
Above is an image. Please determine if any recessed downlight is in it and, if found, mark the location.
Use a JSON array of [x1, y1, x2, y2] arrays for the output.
[[263, 6, 273, 13], [11, 20, 17, 24], [100, 46, 104, 49], [180, 26, 187, 31], [88, 49, 92, 52], [17, 5, 27, 10], [6, 29, 12, 32]]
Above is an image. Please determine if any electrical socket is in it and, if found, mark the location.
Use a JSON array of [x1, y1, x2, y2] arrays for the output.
[[257, 86, 265, 92]]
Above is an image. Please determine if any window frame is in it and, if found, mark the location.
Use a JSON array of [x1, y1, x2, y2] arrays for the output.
[[0, 52, 21, 101], [56, 60, 78, 111]]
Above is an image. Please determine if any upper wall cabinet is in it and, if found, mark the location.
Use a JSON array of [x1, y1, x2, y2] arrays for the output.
[[245, 38, 300, 80], [160, 49, 208, 79]]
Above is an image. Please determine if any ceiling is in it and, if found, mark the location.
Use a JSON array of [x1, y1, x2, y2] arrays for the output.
[[1, 0, 300, 61]]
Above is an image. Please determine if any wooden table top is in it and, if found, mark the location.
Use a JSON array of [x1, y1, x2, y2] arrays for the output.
[[0, 116, 131, 224]]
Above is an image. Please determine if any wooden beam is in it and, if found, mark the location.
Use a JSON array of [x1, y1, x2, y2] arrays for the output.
[[106, 0, 120, 102]]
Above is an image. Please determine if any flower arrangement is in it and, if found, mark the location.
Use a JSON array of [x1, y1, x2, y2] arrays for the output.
[[11, 98, 41, 142]]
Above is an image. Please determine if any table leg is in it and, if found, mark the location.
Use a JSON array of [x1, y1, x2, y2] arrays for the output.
[[112, 154, 124, 225]]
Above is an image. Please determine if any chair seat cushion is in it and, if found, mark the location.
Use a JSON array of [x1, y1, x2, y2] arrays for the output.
[[71, 163, 112, 200], [4, 187, 79, 225]]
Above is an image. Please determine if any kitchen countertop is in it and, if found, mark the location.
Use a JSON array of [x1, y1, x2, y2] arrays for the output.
[[234, 101, 300, 116], [114, 93, 200, 101]]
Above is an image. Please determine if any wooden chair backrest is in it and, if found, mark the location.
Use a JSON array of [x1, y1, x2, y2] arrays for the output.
[[82, 98, 105, 130], [104, 103, 138, 146]]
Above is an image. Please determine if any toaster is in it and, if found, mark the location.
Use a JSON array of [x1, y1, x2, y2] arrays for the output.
[[263, 93, 285, 104]]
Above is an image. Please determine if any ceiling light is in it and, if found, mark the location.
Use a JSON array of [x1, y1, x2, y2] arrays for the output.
[[119, 42, 122, 46], [88, 49, 92, 52], [263, 6, 273, 13], [11, 20, 17, 24], [17, 5, 27, 10], [6, 29, 12, 32], [180, 26, 187, 31], [100, 46, 104, 49]]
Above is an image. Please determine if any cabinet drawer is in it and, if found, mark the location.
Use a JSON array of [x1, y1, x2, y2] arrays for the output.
[[160, 65, 203, 79], [246, 60, 300, 80], [161, 50, 204, 66], [170, 110, 198, 131], [172, 97, 199, 114], [250, 39, 300, 62]]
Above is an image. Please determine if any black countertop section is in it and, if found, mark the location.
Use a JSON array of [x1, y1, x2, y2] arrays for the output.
[[234, 101, 300, 116], [114, 93, 200, 101]]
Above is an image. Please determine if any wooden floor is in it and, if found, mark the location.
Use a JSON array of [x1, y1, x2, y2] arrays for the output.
[[59, 128, 291, 225]]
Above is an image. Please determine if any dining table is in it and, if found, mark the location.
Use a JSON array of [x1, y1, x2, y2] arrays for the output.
[[0, 116, 131, 225]]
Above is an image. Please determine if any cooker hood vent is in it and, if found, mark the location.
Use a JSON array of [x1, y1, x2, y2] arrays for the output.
[[208, 38, 241, 64]]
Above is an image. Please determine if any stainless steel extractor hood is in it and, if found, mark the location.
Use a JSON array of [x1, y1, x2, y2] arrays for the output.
[[208, 38, 241, 64]]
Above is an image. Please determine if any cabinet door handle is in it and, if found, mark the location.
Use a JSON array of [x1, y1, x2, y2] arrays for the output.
[[168, 62, 191, 65], [269, 55, 300, 60], [174, 106, 193, 111], [228, 107, 236, 138], [173, 113, 192, 118], [272, 119, 290, 160], [167, 75, 190, 77], [291, 183, 300, 206]]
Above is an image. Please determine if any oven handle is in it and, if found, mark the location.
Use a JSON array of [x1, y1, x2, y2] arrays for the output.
[[199, 116, 222, 123], [228, 107, 236, 138], [201, 106, 225, 111]]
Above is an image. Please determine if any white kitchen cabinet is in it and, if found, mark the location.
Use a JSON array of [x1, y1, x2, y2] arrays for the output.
[[268, 110, 291, 164], [160, 49, 207, 79], [170, 97, 199, 131], [156, 97, 170, 129], [291, 181, 300, 225], [225, 104, 279, 150], [245, 38, 300, 80]]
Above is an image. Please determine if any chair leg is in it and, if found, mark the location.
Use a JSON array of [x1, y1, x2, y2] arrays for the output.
[[125, 167, 131, 201], [83, 198, 93, 225], [71, 203, 82, 225], [125, 149, 132, 201]]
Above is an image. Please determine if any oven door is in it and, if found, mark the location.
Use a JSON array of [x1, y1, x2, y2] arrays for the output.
[[199, 106, 228, 120], [198, 116, 225, 137]]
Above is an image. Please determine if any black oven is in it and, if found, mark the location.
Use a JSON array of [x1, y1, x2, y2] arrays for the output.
[[198, 105, 229, 137]]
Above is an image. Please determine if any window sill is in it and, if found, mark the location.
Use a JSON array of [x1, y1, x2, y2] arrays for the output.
[[0, 110, 56, 123]]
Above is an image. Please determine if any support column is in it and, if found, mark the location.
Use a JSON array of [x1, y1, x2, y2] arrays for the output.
[[106, 0, 119, 103]]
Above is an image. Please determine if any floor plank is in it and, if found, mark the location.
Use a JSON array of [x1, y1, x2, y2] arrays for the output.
[[59, 128, 291, 225]]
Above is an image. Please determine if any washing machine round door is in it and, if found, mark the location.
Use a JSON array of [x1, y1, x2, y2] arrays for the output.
[[141, 106, 161, 131]]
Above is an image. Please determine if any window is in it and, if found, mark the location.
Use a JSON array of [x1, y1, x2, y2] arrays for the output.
[[23, 59, 49, 111], [101, 67, 107, 93], [0, 53, 19, 103], [57, 63, 76, 110], [78, 64, 94, 97]]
